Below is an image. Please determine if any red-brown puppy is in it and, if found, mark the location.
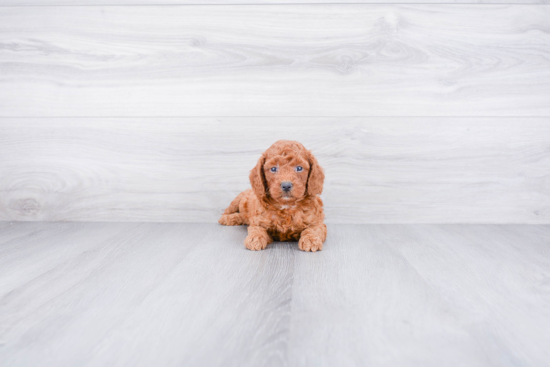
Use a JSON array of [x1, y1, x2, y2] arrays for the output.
[[219, 140, 327, 252]]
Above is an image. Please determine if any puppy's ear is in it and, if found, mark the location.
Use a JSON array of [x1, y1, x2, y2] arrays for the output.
[[306, 150, 324, 197], [250, 153, 268, 202]]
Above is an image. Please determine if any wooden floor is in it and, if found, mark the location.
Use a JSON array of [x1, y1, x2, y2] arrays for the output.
[[1, 222, 549, 366]]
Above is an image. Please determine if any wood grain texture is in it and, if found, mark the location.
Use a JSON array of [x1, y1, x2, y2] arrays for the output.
[[1, 117, 548, 223], [289, 223, 550, 366], [0, 222, 295, 367], [2, 0, 550, 4], [1, 5, 549, 116], [0, 223, 549, 366]]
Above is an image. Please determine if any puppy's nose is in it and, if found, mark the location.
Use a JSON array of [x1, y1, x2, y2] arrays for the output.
[[281, 181, 293, 192]]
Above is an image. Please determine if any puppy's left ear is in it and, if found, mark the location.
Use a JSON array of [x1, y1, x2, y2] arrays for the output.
[[306, 150, 324, 197]]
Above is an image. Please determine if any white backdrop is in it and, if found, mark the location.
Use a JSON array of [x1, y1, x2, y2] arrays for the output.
[[1, 2, 549, 223]]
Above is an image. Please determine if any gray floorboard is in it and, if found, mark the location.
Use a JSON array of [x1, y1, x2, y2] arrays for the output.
[[0, 223, 549, 366]]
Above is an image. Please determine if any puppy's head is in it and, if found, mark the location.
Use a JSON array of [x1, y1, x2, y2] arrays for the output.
[[250, 140, 324, 205]]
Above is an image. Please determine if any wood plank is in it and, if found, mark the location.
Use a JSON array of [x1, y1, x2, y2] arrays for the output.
[[86, 224, 295, 367], [2, 0, 550, 4], [1, 117, 549, 223], [0, 223, 211, 366], [1, 5, 549, 116], [0, 222, 137, 295], [0, 222, 50, 245], [289, 224, 485, 366], [0, 222, 295, 367], [289, 224, 550, 366], [400, 224, 550, 366], [1, 223, 549, 366]]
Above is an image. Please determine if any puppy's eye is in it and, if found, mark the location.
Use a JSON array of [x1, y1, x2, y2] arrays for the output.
[[296, 166, 303, 172], [270, 167, 277, 173]]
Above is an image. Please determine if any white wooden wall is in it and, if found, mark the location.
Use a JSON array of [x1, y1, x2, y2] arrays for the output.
[[0, 2, 549, 223]]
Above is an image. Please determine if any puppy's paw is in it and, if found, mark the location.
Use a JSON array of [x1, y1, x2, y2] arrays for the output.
[[299, 236, 323, 252], [244, 235, 269, 251], [218, 215, 231, 226], [219, 214, 242, 226]]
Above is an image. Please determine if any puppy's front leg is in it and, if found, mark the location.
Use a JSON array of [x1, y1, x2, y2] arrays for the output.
[[245, 226, 273, 251], [299, 224, 327, 252]]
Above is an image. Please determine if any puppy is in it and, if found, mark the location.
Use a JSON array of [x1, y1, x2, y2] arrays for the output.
[[219, 140, 326, 252]]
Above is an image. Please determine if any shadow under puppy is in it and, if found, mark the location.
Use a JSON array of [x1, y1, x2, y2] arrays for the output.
[[219, 140, 327, 252]]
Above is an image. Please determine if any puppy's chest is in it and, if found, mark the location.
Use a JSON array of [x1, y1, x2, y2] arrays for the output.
[[265, 208, 307, 240]]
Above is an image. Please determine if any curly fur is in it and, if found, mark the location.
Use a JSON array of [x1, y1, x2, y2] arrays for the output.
[[219, 140, 327, 252]]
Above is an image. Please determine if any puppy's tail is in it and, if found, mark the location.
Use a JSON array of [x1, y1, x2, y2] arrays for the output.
[[223, 190, 246, 215]]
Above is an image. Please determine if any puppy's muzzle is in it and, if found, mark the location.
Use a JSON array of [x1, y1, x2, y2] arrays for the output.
[[281, 181, 293, 192]]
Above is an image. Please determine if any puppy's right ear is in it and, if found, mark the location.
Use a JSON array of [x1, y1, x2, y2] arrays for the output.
[[249, 153, 268, 202]]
